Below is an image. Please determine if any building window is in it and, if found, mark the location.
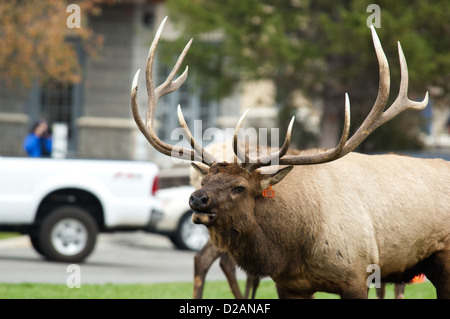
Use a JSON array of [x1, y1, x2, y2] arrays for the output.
[[178, 82, 190, 109], [40, 81, 73, 139], [199, 86, 213, 126], [156, 56, 218, 146], [28, 37, 84, 154]]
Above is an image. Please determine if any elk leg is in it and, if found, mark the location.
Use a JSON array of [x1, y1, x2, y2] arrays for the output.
[[376, 283, 386, 299], [244, 275, 261, 299], [425, 250, 450, 299], [219, 253, 244, 299], [394, 284, 405, 299], [193, 240, 221, 299]]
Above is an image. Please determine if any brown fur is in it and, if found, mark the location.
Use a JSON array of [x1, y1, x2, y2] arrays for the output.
[[190, 151, 450, 298], [191, 141, 264, 299]]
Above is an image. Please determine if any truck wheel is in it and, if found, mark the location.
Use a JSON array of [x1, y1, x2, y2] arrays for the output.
[[172, 211, 209, 251], [29, 234, 45, 256], [38, 206, 98, 263]]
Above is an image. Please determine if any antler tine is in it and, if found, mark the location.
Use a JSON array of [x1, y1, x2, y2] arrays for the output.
[[131, 17, 212, 165], [278, 94, 351, 165], [177, 105, 217, 165], [247, 116, 295, 170], [380, 41, 429, 123], [274, 25, 426, 166], [233, 109, 296, 169], [132, 69, 204, 161], [131, 69, 175, 157], [336, 25, 390, 156], [144, 16, 189, 146], [232, 109, 251, 164], [154, 39, 193, 100], [339, 26, 428, 157]]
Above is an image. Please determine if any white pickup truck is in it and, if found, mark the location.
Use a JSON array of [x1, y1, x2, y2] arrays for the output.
[[0, 157, 159, 263]]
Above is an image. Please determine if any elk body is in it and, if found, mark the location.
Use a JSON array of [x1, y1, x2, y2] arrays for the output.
[[191, 152, 449, 298], [191, 143, 413, 299], [131, 18, 450, 298]]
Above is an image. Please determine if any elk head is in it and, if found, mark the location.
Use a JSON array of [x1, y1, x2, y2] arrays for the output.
[[189, 162, 293, 226], [131, 17, 428, 229]]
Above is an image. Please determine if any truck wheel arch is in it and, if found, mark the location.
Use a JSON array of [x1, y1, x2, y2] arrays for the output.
[[34, 188, 104, 231]]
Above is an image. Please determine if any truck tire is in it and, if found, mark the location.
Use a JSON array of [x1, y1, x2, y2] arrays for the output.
[[29, 234, 45, 256], [37, 205, 98, 263]]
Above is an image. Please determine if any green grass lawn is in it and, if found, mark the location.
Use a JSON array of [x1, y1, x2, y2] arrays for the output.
[[0, 232, 20, 240], [0, 233, 438, 299], [0, 280, 436, 299]]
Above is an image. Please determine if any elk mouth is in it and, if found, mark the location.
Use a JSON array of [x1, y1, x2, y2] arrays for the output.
[[191, 211, 216, 226]]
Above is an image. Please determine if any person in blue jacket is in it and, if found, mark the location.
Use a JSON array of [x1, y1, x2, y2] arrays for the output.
[[23, 119, 52, 157]]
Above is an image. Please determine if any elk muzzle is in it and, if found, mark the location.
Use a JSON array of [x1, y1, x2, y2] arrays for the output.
[[190, 189, 216, 226]]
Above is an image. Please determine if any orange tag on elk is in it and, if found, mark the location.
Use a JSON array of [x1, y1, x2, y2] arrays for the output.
[[262, 185, 275, 198]]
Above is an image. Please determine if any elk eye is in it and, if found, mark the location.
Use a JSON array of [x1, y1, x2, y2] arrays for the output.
[[232, 185, 246, 194]]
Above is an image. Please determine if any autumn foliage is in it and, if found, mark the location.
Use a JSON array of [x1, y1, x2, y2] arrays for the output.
[[0, 0, 109, 87]]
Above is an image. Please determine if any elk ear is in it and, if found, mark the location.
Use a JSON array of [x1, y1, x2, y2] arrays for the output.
[[191, 162, 210, 177], [259, 166, 293, 190]]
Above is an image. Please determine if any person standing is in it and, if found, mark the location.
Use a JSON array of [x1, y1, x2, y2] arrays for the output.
[[23, 119, 52, 157]]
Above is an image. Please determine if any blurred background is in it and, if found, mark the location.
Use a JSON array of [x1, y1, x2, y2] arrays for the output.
[[0, 0, 448, 299], [0, 0, 449, 186]]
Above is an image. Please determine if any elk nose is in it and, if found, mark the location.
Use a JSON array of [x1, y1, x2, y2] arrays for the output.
[[189, 190, 209, 210]]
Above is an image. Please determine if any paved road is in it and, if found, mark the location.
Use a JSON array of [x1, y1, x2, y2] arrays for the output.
[[0, 232, 246, 285]]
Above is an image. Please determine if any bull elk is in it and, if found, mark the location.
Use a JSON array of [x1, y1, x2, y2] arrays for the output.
[[191, 142, 410, 299], [131, 17, 450, 298]]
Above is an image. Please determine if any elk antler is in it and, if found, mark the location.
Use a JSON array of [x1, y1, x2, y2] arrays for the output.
[[233, 111, 298, 165], [131, 17, 217, 165], [234, 25, 428, 170]]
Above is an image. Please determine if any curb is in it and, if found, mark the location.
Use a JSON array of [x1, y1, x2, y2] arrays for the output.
[[0, 235, 30, 249]]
